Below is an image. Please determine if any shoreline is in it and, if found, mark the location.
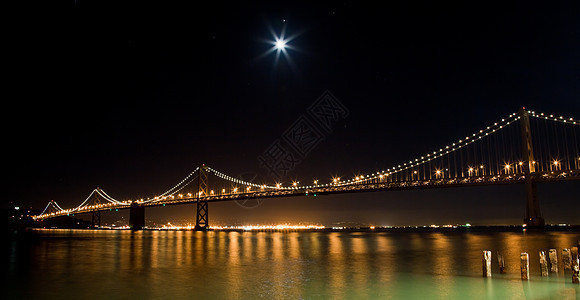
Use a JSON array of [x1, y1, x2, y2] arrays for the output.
[[26, 224, 580, 233]]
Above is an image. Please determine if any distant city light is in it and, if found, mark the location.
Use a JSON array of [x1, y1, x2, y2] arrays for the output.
[[211, 224, 326, 231]]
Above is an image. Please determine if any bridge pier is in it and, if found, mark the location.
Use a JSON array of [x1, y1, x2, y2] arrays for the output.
[[523, 180, 543, 226], [195, 200, 208, 231], [129, 203, 145, 230], [91, 211, 101, 228]]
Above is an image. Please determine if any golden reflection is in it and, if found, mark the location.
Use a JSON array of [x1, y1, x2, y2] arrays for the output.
[[256, 232, 267, 260], [465, 233, 484, 275], [22, 229, 580, 299], [309, 232, 321, 259], [288, 232, 300, 259], [184, 231, 193, 265], [83, 231, 99, 271], [328, 232, 346, 296], [501, 232, 522, 277], [151, 230, 159, 269], [242, 232, 253, 263], [205, 231, 216, 266], [118, 230, 128, 271], [225, 231, 241, 299], [375, 234, 395, 283], [350, 233, 370, 297], [408, 233, 425, 274], [288, 232, 304, 299], [161, 231, 171, 266], [271, 232, 283, 260], [175, 230, 183, 265], [217, 231, 226, 263], [134, 231, 145, 270], [375, 233, 393, 252], [431, 233, 453, 298], [228, 231, 240, 264], [271, 232, 290, 299], [194, 231, 204, 267], [307, 233, 324, 295], [431, 233, 451, 275]]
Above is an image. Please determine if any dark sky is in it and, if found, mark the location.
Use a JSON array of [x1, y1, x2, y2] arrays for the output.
[[7, 1, 580, 226]]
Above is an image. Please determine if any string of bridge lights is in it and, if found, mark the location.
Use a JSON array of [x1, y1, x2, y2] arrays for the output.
[[238, 109, 576, 189], [74, 189, 101, 210], [209, 108, 511, 190], [143, 178, 199, 203], [95, 188, 125, 205], [344, 110, 579, 186], [38, 189, 117, 217], [337, 112, 521, 186], [206, 167, 291, 190], [139, 167, 201, 203], [158, 167, 200, 197], [40, 200, 65, 215], [75, 189, 127, 211], [136, 109, 578, 192], [52, 200, 64, 211], [528, 110, 579, 125], [39, 202, 54, 215]]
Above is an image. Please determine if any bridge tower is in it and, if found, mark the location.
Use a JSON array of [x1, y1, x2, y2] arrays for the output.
[[91, 210, 101, 228], [519, 107, 544, 226], [45, 200, 61, 215], [195, 165, 209, 230], [90, 189, 102, 228]]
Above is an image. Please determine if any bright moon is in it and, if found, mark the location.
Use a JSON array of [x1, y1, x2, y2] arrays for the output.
[[275, 38, 286, 50], [257, 24, 301, 69]]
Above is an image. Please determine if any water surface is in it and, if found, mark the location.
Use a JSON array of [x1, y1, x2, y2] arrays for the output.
[[5, 229, 580, 299]]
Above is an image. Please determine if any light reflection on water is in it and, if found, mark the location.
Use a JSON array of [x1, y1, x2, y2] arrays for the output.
[[5, 229, 580, 299]]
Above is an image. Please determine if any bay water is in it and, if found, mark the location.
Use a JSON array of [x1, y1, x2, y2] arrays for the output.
[[5, 229, 580, 299]]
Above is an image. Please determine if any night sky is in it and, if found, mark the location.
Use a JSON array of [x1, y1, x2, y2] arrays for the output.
[[7, 1, 580, 226]]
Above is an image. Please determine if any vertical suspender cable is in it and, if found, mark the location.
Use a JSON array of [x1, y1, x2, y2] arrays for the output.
[[561, 121, 570, 170], [572, 121, 577, 169]]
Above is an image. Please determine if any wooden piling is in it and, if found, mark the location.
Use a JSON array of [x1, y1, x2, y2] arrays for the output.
[[521, 252, 529, 280], [573, 247, 579, 284], [548, 249, 558, 273], [497, 251, 506, 274], [563, 248, 572, 270], [482, 250, 492, 277], [539, 251, 548, 277], [574, 263, 579, 284]]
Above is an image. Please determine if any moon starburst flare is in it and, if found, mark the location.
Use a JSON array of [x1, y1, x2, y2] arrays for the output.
[[256, 22, 301, 71]]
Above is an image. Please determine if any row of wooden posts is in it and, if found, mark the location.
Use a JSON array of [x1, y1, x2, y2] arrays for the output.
[[482, 246, 579, 284]]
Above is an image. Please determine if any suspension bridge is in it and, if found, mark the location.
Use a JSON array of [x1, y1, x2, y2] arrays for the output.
[[34, 108, 580, 229]]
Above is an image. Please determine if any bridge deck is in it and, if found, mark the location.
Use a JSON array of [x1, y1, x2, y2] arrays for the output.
[[36, 169, 580, 219]]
